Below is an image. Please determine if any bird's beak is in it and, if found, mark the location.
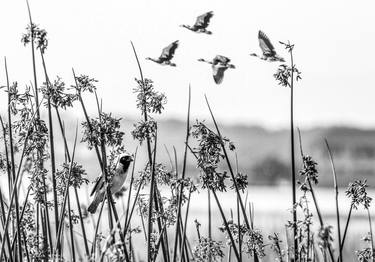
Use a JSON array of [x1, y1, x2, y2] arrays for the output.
[[130, 156, 134, 162]]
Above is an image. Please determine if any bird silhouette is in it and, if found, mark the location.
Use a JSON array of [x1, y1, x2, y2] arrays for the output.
[[250, 30, 285, 62], [180, 11, 214, 34], [198, 55, 235, 84], [146, 40, 179, 66], [88, 154, 133, 213]]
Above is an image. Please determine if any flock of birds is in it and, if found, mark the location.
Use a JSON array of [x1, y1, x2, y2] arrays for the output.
[[145, 11, 286, 84]]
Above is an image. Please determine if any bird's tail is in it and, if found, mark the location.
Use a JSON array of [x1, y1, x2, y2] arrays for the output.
[[88, 192, 104, 213]]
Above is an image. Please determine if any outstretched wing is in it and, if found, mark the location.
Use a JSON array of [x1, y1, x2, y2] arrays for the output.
[[258, 30, 276, 56], [159, 40, 179, 61], [194, 11, 214, 29], [212, 66, 227, 84], [213, 55, 231, 65], [90, 175, 104, 196]]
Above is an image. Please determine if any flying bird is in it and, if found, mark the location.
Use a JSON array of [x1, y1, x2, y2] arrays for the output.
[[88, 154, 133, 213], [250, 30, 285, 62], [180, 11, 214, 34], [198, 55, 235, 84], [146, 40, 179, 66]]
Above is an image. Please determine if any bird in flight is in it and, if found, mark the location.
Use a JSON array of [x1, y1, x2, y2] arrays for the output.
[[198, 55, 235, 84], [250, 30, 285, 62], [146, 40, 179, 66], [180, 11, 214, 34], [88, 154, 133, 213]]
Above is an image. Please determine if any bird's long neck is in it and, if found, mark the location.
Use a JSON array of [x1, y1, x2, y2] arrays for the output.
[[199, 59, 212, 64], [147, 57, 160, 63], [182, 24, 192, 30]]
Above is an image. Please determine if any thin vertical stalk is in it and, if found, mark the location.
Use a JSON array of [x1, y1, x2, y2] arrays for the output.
[[90, 192, 107, 258], [123, 148, 137, 232], [130, 41, 169, 262], [22, 229, 30, 262], [325, 139, 342, 262], [54, 107, 90, 257], [340, 205, 353, 255], [367, 208, 374, 262], [289, 48, 298, 262], [237, 196, 242, 262], [307, 202, 311, 261], [227, 209, 233, 262], [43, 208, 53, 258], [107, 194, 130, 261], [152, 224, 168, 261], [173, 86, 191, 262], [55, 125, 78, 252], [123, 173, 145, 234], [208, 189, 212, 262], [204, 95, 250, 229], [211, 190, 241, 261], [93, 97, 128, 260], [179, 187, 192, 262], [40, 206, 48, 259], [72, 69, 103, 169], [147, 132, 158, 262], [235, 153, 242, 262], [95, 94, 114, 233], [40, 52, 59, 235], [11, 188, 31, 250], [0, 106, 40, 260], [26, 0, 40, 118], [299, 130, 334, 261], [0, 116, 15, 261], [187, 145, 240, 260], [204, 95, 260, 261], [36, 204, 40, 258], [128, 223, 134, 261], [67, 191, 76, 262], [25, 3, 51, 256], [4, 57, 23, 261]]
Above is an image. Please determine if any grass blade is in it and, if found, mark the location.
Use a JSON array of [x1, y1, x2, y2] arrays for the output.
[[325, 139, 342, 262]]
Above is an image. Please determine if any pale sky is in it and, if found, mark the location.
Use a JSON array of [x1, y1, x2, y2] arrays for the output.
[[1, 0, 375, 129]]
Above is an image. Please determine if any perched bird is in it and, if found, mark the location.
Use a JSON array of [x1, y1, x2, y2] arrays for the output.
[[146, 40, 179, 66], [180, 11, 214, 34], [250, 30, 285, 62], [88, 154, 133, 213], [198, 55, 235, 84]]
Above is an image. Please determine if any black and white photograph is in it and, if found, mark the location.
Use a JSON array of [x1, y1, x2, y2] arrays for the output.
[[0, 0, 375, 261]]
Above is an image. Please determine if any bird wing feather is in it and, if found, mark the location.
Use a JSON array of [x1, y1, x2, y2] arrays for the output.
[[258, 30, 276, 56], [159, 40, 179, 60], [194, 11, 213, 29], [212, 66, 226, 84]]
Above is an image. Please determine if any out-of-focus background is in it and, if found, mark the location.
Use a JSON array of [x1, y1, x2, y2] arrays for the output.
[[58, 117, 375, 188]]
